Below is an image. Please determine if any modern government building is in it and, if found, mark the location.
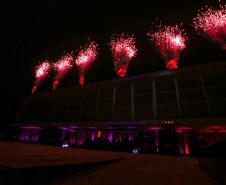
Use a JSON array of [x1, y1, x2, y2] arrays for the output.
[[14, 60, 226, 156]]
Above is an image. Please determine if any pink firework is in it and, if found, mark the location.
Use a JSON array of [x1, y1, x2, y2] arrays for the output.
[[31, 60, 51, 94], [147, 24, 188, 69], [193, 5, 226, 49], [109, 33, 137, 77], [53, 53, 73, 90], [75, 41, 98, 85]]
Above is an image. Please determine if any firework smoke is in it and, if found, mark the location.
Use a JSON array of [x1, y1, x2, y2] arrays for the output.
[[193, 5, 226, 49], [147, 23, 187, 69], [31, 60, 51, 94], [109, 33, 137, 77], [53, 53, 73, 90], [75, 41, 98, 85]]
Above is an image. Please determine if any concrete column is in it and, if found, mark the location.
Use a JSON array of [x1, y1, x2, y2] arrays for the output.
[[61, 129, 67, 141], [131, 84, 134, 120], [75, 127, 79, 147], [91, 131, 95, 141], [152, 81, 156, 119], [214, 129, 220, 142], [200, 75, 212, 117], [85, 128, 88, 140], [155, 129, 159, 153], [182, 129, 189, 155], [176, 130, 184, 155], [112, 87, 116, 117], [95, 89, 100, 117], [174, 78, 181, 118]]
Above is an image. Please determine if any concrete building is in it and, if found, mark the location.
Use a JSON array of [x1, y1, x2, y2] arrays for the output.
[[15, 60, 226, 155]]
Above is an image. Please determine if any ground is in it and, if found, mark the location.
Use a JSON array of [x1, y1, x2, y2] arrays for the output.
[[0, 142, 221, 185]]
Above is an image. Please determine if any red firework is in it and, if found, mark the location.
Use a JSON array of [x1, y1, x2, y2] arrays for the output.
[[147, 24, 188, 69], [109, 33, 137, 77], [75, 41, 98, 85], [193, 5, 226, 49], [53, 53, 73, 90], [31, 60, 51, 94]]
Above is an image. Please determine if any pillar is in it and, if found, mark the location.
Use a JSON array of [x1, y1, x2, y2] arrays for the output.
[[152, 81, 156, 119], [155, 129, 159, 153], [174, 78, 181, 118], [131, 84, 134, 120], [183, 129, 189, 155]]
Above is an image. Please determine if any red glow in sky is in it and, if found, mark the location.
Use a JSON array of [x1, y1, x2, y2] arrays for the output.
[[109, 33, 137, 77], [75, 41, 98, 85], [193, 5, 226, 49], [53, 53, 73, 90], [147, 23, 187, 69], [31, 60, 51, 94]]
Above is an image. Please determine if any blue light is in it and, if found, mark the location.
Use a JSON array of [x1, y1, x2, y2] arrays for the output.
[[132, 149, 139, 154], [62, 144, 68, 148]]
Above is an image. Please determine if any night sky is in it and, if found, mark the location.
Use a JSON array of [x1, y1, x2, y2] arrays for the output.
[[1, 0, 226, 127]]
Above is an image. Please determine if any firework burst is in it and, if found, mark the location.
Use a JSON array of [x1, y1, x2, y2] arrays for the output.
[[109, 33, 137, 77], [52, 53, 73, 90], [31, 60, 51, 94], [193, 5, 226, 49], [147, 23, 188, 69], [75, 41, 98, 85]]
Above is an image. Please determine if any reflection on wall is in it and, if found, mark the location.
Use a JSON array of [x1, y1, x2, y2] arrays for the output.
[[20, 127, 41, 143], [67, 129, 136, 146]]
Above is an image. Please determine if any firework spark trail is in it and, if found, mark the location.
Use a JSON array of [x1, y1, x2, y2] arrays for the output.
[[31, 60, 51, 94], [193, 5, 226, 49], [75, 41, 98, 85], [147, 24, 187, 69], [109, 33, 137, 77], [52, 53, 73, 90]]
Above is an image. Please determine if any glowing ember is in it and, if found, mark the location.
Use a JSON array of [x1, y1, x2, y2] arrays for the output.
[[31, 60, 51, 94], [109, 33, 137, 77], [75, 41, 98, 85], [147, 23, 187, 69], [53, 53, 73, 90], [193, 5, 226, 49]]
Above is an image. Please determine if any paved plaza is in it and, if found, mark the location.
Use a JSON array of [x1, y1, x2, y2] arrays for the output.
[[0, 142, 221, 185]]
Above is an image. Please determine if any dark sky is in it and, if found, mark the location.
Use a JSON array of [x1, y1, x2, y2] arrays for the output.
[[1, 0, 226, 126]]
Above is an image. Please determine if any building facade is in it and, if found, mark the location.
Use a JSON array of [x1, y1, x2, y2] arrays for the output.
[[15, 60, 226, 155]]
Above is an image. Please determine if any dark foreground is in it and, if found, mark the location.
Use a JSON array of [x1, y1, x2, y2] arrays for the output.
[[0, 142, 221, 185]]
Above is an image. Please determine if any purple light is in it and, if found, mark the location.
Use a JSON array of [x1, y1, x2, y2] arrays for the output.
[[20, 134, 23, 141], [110, 133, 113, 143], [67, 126, 78, 129], [149, 127, 161, 130], [61, 129, 67, 141], [32, 135, 35, 142], [20, 127, 41, 143], [176, 130, 183, 133], [92, 132, 95, 141], [77, 131, 86, 147], [35, 134, 38, 142], [20, 127, 41, 129], [88, 127, 98, 129], [105, 127, 115, 129], [60, 127, 69, 130], [108, 75, 146, 83], [180, 147, 184, 155]]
